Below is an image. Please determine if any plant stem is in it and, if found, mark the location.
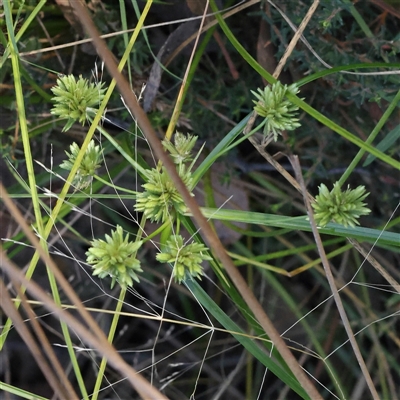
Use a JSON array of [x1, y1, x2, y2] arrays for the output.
[[292, 155, 380, 400], [338, 87, 400, 186], [91, 287, 127, 400]]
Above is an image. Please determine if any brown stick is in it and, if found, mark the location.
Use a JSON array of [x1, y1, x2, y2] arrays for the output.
[[68, 1, 323, 398], [292, 155, 380, 400]]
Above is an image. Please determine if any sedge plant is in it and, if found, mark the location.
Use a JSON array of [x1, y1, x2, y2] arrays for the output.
[[2, 1, 400, 399]]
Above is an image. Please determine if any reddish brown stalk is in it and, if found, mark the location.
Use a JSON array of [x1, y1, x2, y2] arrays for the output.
[[68, 1, 323, 398]]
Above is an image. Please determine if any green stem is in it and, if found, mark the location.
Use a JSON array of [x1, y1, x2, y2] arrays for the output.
[[142, 220, 171, 243], [92, 121, 147, 176], [338, 87, 400, 186], [93, 174, 138, 195], [91, 287, 127, 400], [165, 22, 217, 139], [3, 6, 90, 396], [219, 121, 267, 155], [343, 0, 374, 39]]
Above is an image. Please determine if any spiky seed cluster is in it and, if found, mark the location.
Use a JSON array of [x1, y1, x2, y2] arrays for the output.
[[162, 132, 198, 165], [251, 82, 301, 141], [60, 140, 103, 191], [135, 166, 193, 223], [51, 74, 106, 132], [156, 235, 212, 283], [86, 225, 143, 289], [312, 182, 371, 227], [135, 132, 197, 223]]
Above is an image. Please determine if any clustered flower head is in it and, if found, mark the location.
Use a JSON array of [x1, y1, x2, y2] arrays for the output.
[[162, 132, 198, 165], [86, 225, 143, 289], [156, 235, 212, 283], [311, 182, 371, 227], [134, 165, 193, 223], [134, 132, 196, 223], [60, 140, 103, 191], [51, 74, 106, 132], [251, 82, 301, 141]]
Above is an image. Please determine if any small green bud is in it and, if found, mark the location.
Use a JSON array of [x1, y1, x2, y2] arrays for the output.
[[251, 82, 301, 141], [51, 74, 106, 132], [60, 140, 103, 191], [86, 225, 143, 289], [156, 235, 212, 283], [162, 132, 198, 165], [135, 166, 193, 223], [312, 182, 371, 227]]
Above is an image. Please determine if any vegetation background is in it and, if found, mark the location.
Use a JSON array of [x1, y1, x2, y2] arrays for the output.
[[0, 0, 399, 399]]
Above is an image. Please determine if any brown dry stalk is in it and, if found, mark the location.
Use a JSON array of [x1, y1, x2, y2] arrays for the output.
[[248, 135, 315, 204], [292, 155, 380, 400], [68, 0, 323, 398], [347, 238, 400, 294], [271, 0, 320, 80]]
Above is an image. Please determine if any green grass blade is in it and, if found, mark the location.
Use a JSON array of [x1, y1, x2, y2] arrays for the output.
[[338, 87, 400, 185], [0, 381, 47, 400], [192, 114, 250, 185], [198, 208, 400, 248], [363, 123, 400, 167], [297, 62, 400, 87], [184, 279, 311, 399], [0, 0, 47, 67]]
